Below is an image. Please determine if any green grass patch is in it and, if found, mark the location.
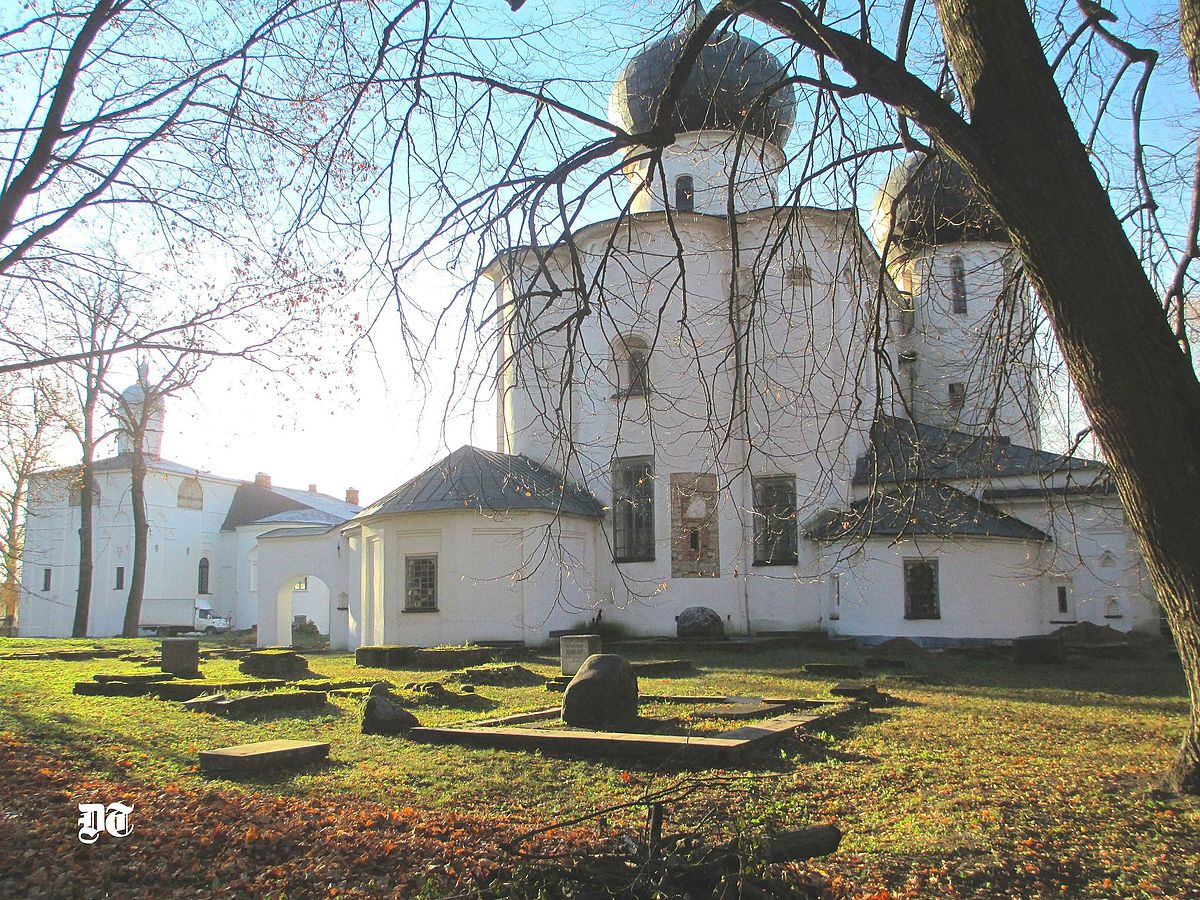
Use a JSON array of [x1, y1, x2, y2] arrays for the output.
[[1, 635, 1197, 897]]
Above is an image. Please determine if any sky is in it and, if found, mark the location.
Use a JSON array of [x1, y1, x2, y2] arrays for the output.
[[25, 0, 1200, 504]]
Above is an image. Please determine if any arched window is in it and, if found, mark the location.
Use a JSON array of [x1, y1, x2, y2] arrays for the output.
[[615, 335, 651, 396], [674, 175, 694, 212], [197, 557, 210, 595], [950, 255, 967, 314], [177, 477, 203, 510]]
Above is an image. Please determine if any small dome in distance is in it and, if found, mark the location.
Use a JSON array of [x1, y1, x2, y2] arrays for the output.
[[610, 26, 796, 148], [872, 153, 1006, 251]]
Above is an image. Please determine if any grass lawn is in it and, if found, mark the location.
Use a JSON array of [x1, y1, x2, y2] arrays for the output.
[[0, 636, 1196, 898]]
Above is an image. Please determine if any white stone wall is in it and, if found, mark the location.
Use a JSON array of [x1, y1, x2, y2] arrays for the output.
[[336, 508, 600, 649], [822, 536, 1046, 642], [889, 242, 1041, 447], [19, 467, 240, 636], [488, 207, 881, 637], [990, 493, 1160, 633], [619, 131, 785, 216]]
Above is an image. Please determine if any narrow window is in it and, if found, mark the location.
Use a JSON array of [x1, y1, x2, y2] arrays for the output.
[[616, 336, 651, 396], [613, 457, 655, 562], [830, 572, 841, 620], [753, 476, 798, 565], [948, 382, 966, 408], [950, 255, 967, 314], [197, 557, 210, 595], [177, 477, 204, 510], [115, 566, 125, 590], [42, 568, 52, 591], [405, 556, 438, 611], [674, 174, 694, 212], [294, 577, 309, 592], [903, 559, 940, 619], [1056, 585, 1069, 616]]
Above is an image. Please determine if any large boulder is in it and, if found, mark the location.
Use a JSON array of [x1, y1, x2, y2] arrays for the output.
[[362, 687, 421, 735], [675, 606, 725, 639], [561, 654, 638, 728]]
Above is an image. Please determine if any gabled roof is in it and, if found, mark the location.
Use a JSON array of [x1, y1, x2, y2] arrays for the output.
[[852, 416, 1101, 485], [221, 483, 360, 531], [351, 446, 603, 521], [806, 480, 1051, 542]]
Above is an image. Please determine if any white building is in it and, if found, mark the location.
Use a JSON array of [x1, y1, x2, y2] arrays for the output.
[[247, 26, 1160, 650], [19, 368, 361, 637]]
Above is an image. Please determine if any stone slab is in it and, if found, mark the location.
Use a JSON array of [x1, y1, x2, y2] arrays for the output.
[[94, 672, 177, 684], [409, 700, 859, 763], [199, 739, 330, 776], [695, 701, 788, 720], [559, 634, 601, 676], [207, 691, 328, 717], [151, 678, 286, 701]]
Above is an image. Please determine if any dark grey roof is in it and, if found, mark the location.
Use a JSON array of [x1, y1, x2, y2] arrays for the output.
[[221, 483, 360, 531], [873, 153, 1006, 251], [806, 481, 1051, 542], [610, 28, 796, 147], [982, 482, 1117, 501], [352, 446, 603, 520], [853, 417, 1101, 486]]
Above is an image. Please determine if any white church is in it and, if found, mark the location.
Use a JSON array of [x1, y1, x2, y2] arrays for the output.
[[20, 26, 1161, 648]]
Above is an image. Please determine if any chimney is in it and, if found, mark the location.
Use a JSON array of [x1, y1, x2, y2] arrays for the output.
[[345, 487, 359, 506], [308, 483, 318, 493], [255, 472, 271, 488]]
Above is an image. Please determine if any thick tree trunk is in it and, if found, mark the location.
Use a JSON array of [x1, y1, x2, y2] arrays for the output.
[[931, 0, 1200, 793], [122, 446, 148, 638]]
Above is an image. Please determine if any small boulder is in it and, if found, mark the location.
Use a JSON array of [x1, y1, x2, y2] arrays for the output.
[[675, 606, 725, 639], [362, 694, 420, 735], [561, 654, 638, 728]]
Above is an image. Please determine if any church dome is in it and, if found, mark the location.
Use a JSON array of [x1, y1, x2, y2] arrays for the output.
[[609, 28, 796, 148], [872, 153, 1006, 250]]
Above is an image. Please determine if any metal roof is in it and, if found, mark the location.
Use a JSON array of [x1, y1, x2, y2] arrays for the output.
[[610, 28, 796, 147], [257, 525, 338, 540], [807, 480, 1051, 542], [351, 446, 604, 521], [221, 483, 360, 531], [853, 417, 1101, 486]]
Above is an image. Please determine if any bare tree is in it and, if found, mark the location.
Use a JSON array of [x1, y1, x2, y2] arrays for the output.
[[0, 375, 68, 632], [110, 353, 207, 637]]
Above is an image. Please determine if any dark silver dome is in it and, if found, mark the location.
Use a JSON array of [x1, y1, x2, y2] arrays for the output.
[[873, 154, 1006, 250], [610, 29, 796, 147]]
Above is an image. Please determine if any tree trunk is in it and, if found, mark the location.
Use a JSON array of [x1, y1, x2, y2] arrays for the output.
[[71, 452, 95, 637], [122, 444, 148, 637], [931, 0, 1200, 793]]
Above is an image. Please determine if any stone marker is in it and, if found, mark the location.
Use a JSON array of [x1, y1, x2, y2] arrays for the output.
[[199, 739, 329, 776], [561, 654, 638, 728], [362, 686, 421, 735], [559, 634, 602, 676], [675, 606, 725, 639], [161, 638, 200, 677]]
